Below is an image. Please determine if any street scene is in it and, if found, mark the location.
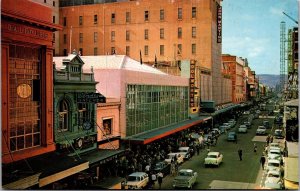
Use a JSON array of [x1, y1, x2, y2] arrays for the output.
[[1, 0, 298, 190]]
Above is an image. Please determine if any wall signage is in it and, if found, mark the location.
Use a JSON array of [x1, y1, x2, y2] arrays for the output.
[[77, 92, 106, 103], [190, 60, 195, 107], [217, 4, 222, 43]]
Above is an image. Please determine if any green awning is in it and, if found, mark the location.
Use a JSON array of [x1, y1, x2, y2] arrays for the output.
[[80, 149, 125, 165]]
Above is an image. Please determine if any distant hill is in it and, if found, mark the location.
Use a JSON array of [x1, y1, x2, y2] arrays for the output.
[[257, 74, 280, 88]]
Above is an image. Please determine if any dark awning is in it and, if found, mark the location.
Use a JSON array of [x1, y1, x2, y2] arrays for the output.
[[212, 104, 240, 116], [80, 149, 125, 165], [123, 116, 212, 144]]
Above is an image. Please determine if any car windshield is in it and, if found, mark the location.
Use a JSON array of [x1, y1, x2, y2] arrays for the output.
[[268, 162, 280, 167], [128, 176, 140, 181], [268, 173, 279, 178], [270, 151, 280, 155], [258, 127, 266, 130], [207, 155, 217, 158], [178, 171, 192, 176]]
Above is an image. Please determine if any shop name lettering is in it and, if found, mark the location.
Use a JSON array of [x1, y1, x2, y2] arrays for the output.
[[77, 93, 106, 103], [190, 61, 195, 107], [217, 5, 222, 43], [5, 23, 48, 39]]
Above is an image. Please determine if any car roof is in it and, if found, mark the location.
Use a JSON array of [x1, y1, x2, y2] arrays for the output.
[[207, 152, 220, 155], [267, 170, 280, 175], [179, 169, 193, 173], [129, 172, 147, 176]]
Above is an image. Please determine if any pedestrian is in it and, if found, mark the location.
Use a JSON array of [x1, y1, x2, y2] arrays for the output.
[[157, 172, 163, 189], [254, 143, 257, 154], [238, 148, 243, 161], [266, 135, 270, 145], [196, 144, 200, 155], [270, 136, 273, 143], [151, 172, 157, 188], [260, 155, 266, 169]]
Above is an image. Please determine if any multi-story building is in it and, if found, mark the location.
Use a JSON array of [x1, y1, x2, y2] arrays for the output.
[[287, 27, 298, 100], [222, 54, 246, 103], [58, 0, 224, 112]]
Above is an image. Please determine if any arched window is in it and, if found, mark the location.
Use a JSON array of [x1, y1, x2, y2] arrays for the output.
[[58, 100, 69, 132], [78, 103, 87, 127]]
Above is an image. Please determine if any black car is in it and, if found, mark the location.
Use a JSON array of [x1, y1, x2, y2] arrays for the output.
[[153, 161, 171, 177]]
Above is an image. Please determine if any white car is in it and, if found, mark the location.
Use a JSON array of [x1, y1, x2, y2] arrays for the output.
[[223, 123, 232, 129], [243, 111, 250, 115], [264, 170, 283, 189], [211, 128, 221, 135], [126, 172, 149, 189], [165, 153, 184, 164], [204, 152, 223, 167], [266, 159, 282, 173], [178, 147, 192, 160], [268, 149, 283, 163], [256, 126, 266, 135], [228, 120, 236, 127], [173, 169, 197, 189], [238, 125, 247, 133]]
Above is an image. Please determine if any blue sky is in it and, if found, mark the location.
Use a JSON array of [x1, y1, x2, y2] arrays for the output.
[[222, 0, 298, 75]]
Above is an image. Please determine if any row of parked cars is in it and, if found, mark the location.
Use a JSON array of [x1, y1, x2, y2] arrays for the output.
[[263, 142, 285, 189]]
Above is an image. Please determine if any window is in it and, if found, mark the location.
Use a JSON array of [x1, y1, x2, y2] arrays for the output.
[[111, 13, 115, 24], [177, 44, 182, 55], [103, 118, 112, 135], [44, 0, 46, 3], [63, 17, 67, 26], [58, 100, 69, 132], [53, 33, 55, 42], [94, 32, 98, 43], [178, 27, 182, 38], [111, 47, 116, 54], [79, 48, 83, 55], [94, 47, 98, 55], [192, 7, 196, 18], [160, 45, 164, 56], [178, 8, 182, 19], [145, 10, 149, 21], [126, 12, 131, 23], [53, 1, 55, 6], [94, 14, 98, 24], [126, 46, 130, 56], [63, 34, 67, 44], [111, 31, 115, 42], [63, 49, 67, 56], [160, 9, 164, 21], [160, 28, 164, 39], [144, 45, 148, 56], [144, 29, 149, 40], [53, 16, 55, 23], [126, 30, 130, 41], [79, 16, 83, 25], [192, 26, 196, 38], [78, 103, 87, 127], [192, 43, 196, 54], [79, 33, 83, 43]]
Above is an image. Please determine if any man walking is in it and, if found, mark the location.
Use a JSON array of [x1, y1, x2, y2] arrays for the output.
[[238, 148, 243, 161], [157, 172, 163, 189], [254, 143, 257, 154], [260, 155, 266, 169]]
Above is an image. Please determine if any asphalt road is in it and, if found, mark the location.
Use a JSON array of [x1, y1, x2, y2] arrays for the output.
[[154, 112, 276, 189]]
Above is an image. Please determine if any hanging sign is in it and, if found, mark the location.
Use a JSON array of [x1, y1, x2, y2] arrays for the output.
[[217, 4, 222, 43]]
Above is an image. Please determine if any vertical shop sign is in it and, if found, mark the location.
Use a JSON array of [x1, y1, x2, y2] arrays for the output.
[[190, 60, 195, 107], [217, 4, 222, 43]]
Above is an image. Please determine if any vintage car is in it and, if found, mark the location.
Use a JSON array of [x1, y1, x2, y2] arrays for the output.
[[256, 126, 267, 135], [178, 147, 192, 160], [173, 169, 197, 189], [164, 153, 184, 164], [227, 132, 237, 141], [266, 159, 283, 173], [264, 170, 283, 189], [274, 129, 284, 139], [153, 161, 171, 177], [263, 120, 270, 129], [204, 152, 223, 167], [126, 172, 149, 189], [238, 125, 247, 133], [228, 119, 236, 126]]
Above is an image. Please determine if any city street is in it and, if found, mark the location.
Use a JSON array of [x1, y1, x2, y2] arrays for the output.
[[154, 112, 276, 189]]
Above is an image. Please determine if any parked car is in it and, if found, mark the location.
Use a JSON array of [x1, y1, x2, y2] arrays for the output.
[[126, 172, 149, 189], [178, 147, 192, 160], [268, 150, 283, 164], [228, 119, 236, 127], [266, 159, 283, 173], [211, 128, 221, 136], [227, 132, 237, 142], [243, 121, 251, 128], [153, 161, 171, 177], [165, 153, 184, 164], [223, 123, 233, 129], [220, 124, 230, 131], [238, 125, 247, 133], [256, 126, 267, 135], [274, 129, 284, 139], [263, 120, 270, 129], [173, 169, 197, 189], [243, 111, 250, 115], [264, 170, 283, 189], [204, 152, 223, 167]]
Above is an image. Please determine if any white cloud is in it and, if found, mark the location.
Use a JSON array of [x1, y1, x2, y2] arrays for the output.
[[269, 6, 282, 16]]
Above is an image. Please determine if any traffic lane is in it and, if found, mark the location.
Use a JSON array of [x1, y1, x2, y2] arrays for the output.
[[155, 115, 265, 189]]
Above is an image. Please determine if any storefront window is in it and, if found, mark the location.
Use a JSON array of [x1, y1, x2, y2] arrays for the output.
[[58, 100, 69, 132], [103, 118, 112, 135]]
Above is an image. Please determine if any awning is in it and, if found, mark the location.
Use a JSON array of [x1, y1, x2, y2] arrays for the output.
[[213, 104, 240, 116], [2, 173, 41, 189], [284, 157, 299, 190], [80, 149, 125, 165], [123, 116, 212, 144]]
